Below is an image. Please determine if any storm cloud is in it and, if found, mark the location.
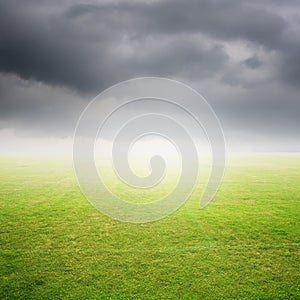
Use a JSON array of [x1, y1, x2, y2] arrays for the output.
[[0, 0, 299, 151]]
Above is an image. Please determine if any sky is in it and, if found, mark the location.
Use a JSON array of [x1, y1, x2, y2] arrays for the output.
[[0, 0, 300, 152]]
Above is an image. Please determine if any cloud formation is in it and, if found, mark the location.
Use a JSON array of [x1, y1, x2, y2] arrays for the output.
[[0, 0, 299, 150]]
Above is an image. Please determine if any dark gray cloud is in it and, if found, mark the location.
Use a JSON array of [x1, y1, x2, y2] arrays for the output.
[[0, 0, 299, 150], [242, 55, 262, 69], [1, 0, 299, 92], [0, 0, 230, 92], [0, 74, 87, 137]]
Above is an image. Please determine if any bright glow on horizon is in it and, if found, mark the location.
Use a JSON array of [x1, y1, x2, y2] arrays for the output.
[[1, 128, 300, 154]]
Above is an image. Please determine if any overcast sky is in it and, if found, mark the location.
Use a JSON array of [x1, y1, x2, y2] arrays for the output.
[[0, 0, 299, 152]]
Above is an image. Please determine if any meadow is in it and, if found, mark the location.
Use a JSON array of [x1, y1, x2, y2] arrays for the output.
[[0, 153, 299, 299]]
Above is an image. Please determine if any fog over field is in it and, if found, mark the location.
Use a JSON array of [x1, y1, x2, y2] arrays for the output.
[[0, 0, 300, 152]]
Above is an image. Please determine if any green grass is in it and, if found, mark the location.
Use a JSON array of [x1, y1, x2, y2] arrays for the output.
[[0, 153, 299, 299]]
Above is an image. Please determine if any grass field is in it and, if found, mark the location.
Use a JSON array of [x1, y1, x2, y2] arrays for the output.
[[0, 153, 299, 299]]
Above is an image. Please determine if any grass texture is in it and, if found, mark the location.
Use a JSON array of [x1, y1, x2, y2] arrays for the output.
[[0, 153, 299, 299]]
